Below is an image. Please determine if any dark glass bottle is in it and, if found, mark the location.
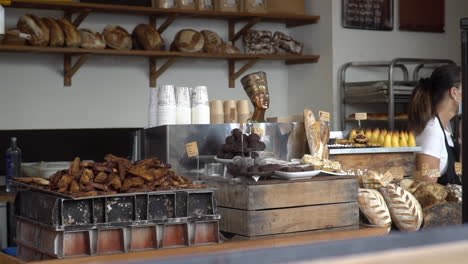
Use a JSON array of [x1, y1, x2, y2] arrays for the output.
[[6, 137, 21, 192]]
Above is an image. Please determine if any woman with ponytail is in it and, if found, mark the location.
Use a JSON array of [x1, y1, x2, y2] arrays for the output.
[[408, 65, 462, 185]]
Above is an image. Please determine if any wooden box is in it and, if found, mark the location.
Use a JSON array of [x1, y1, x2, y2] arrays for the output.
[[267, 0, 305, 15], [208, 176, 359, 239]]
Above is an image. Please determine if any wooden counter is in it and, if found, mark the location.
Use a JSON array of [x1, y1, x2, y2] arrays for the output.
[[0, 187, 15, 203], [0, 227, 388, 264]]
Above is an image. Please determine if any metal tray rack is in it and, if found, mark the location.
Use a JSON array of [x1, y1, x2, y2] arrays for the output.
[[340, 58, 456, 130], [14, 187, 219, 231]]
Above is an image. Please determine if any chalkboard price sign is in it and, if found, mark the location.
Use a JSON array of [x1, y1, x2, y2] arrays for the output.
[[342, 0, 393, 31]]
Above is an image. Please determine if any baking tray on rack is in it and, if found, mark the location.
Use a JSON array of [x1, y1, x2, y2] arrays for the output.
[[344, 81, 416, 96]]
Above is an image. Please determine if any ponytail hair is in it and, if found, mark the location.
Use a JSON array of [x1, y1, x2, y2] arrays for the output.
[[408, 79, 433, 135], [408, 65, 461, 135]]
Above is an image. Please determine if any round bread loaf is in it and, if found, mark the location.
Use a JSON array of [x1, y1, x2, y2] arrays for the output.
[[57, 18, 81, 48], [174, 29, 204, 53], [103, 25, 132, 50], [222, 42, 240, 54], [132, 24, 164, 50], [201, 30, 223, 53], [17, 14, 50, 46], [42, 17, 64, 47], [79, 29, 106, 49]]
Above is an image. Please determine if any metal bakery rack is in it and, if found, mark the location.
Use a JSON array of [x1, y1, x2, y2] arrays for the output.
[[340, 58, 456, 131]]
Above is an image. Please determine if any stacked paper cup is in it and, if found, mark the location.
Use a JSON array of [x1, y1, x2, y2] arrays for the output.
[[224, 100, 238, 123], [157, 85, 177, 126], [175, 87, 192, 125], [191, 86, 210, 124], [237, 100, 250, 123], [210, 100, 224, 124], [148, 87, 159, 128]]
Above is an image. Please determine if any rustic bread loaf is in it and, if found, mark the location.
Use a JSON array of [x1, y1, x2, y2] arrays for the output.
[[173, 29, 204, 52], [79, 29, 106, 49], [42, 17, 64, 47], [273, 31, 303, 55], [17, 14, 50, 46], [57, 18, 81, 47], [380, 184, 423, 232], [412, 182, 448, 209], [201, 30, 223, 53], [445, 184, 462, 204], [132, 24, 164, 50], [221, 41, 240, 54], [358, 188, 392, 230], [399, 179, 421, 194], [103, 25, 132, 50], [304, 109, 323, 159]]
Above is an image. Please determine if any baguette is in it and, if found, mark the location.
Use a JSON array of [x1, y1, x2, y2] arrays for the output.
[[304, 109, 320, 158], [358, 188, 392, 230], [380, 184, 423, 232]]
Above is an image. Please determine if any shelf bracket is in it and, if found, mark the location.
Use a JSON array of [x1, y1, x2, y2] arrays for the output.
[[228, 59, 259, 88], [229, 17, 261, 43], [72, 9, 91, 27], [64, 54, 91, 86], [149, 57, 178, 87], [158, 15, 178, 34]]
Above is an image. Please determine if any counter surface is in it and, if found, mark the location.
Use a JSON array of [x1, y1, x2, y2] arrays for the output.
[[0, 227, 388, 264]]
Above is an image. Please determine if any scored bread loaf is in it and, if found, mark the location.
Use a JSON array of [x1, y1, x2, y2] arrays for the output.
[[358, 188, 392, 230], [103, 25, 132, 50], [201, 30, 223, 53], [132, 24, 164, 50], [173, 29, 204, 52], [380, 184, 423, 232], [79, 29, 106, 49], [221, 41, 240, 54], [42, 17, 64, 47], [57, 18, 81, 47], [17, 14, 50, 46], [304, 109, 323, 159]]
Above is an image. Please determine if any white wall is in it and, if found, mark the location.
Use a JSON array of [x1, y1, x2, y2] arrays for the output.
[[330, 0, 468, 129], [0, 9, 290, 129], [288, 0, 333, 117]]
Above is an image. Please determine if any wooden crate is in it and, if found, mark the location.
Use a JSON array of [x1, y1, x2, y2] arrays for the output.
[[331, 152, 415, 180], [208, 176, 358, 238]]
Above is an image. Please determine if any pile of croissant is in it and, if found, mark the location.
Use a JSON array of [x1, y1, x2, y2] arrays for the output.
[[358, 171, 462, 232], [14, 154, 204, 198], [8, 14, 240, 54]]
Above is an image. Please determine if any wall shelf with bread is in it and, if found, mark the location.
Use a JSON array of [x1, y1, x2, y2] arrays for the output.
[[0, 0, 320, 87]]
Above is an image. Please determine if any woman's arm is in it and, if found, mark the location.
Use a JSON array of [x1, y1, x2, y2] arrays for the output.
[[415, 154, 440, 183]]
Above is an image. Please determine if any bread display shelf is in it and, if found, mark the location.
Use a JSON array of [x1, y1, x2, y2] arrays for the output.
[[0, 44, 320, 86], [3, 0, 321, 87], [8, 0, 320, 28]]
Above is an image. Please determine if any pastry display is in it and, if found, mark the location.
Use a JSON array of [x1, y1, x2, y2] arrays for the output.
[[57, 18, 81, 48], [13, 154, 204, 198], [227, 156, 281, 177], [301, 154, 341, 172], [333, 128, 416, 149], [79, 29, 106, 49], [173, 29, 205, 53], [42, 17, 64, 47], [272, 31, 303, 55], [217, 128, 265, 159], [132, 24, 165, 50], [358, 188, 392, 230], [379, 184, 423, 232], [103, 24, 132, 50], [17, 14, 50, 46], [354, 134, 369, 144]]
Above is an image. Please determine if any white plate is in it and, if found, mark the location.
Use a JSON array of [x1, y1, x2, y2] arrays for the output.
[[274, 170, 321, 180], [320, 170, 349, 176], [214, 157, 233, 164]]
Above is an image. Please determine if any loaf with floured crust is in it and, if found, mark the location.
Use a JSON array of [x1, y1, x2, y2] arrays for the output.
[[79, 29, 106, 49], [103, 25, 132, 50], [42, 17, 64, 47], [173, 29, 204, 52], [17, 14, 50, 46], [380, 184, 423, 232], [132, 24, 165, 50], [358, 188, 392, 230], [57, 18, 81, 47]]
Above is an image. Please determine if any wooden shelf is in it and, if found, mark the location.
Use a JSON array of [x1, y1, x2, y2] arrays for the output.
[[0, 45, 319, 86], [2, 0, 321, 87], [7, 0, 320, 28]]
